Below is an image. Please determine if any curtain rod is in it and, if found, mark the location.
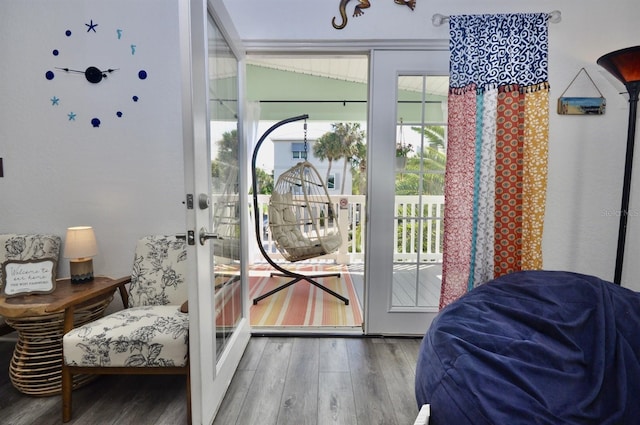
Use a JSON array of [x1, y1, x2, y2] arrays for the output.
[[431, 10, 562, 27], [259, 100, 442, 105]]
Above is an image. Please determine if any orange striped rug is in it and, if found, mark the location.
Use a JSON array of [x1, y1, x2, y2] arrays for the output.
[[249, 264, 363, 328]]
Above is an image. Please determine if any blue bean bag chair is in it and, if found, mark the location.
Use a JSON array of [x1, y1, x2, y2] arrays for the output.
[[415, 270, 640, 425]]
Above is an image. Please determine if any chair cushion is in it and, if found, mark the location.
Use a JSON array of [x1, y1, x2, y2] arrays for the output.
[[63, 305, 189, 368], [128, 235, 187, 307]]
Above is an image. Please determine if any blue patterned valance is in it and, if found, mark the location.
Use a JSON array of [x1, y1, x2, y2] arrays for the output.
[[449, 13, 549, 90]]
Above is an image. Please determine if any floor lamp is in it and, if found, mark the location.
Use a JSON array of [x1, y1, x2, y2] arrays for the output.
[[597, 46, 640, 285]]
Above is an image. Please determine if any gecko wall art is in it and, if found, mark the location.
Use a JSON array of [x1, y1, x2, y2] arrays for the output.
[[332, 0, 416, 29]]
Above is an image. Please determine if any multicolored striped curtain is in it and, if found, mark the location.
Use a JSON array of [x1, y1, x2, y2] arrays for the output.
[[440, 13, 550, 308]]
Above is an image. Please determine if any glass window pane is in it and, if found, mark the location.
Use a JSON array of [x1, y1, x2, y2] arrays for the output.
[[208, 13, 241, 357], [392, 74, 448, 309]]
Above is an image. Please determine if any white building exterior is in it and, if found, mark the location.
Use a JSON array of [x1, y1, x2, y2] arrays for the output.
[[272, 137, 353, 196]]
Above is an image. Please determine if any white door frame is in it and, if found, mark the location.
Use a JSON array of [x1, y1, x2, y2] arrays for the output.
[[180, 1, 250, 423], [365, 49, 449, 336]]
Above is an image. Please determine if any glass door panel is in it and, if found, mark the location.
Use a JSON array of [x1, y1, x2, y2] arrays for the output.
[[366, 50, 448, 335], [208, 13, 242, 359], [181, 3, 250, 423], [393, 75, 447, 312]]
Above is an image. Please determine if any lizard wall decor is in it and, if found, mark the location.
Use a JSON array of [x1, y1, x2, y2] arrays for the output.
[[332, 0, 416, 30]]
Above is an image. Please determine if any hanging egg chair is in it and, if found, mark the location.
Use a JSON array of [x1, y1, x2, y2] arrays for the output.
[[269, 161, 342, 262], [251, 114, 348, 305]]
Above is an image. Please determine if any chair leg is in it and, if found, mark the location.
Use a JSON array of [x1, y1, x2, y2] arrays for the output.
[[186, 367, 192, 425], [253, 272, 348, 305], [62, 364, 72, 422]]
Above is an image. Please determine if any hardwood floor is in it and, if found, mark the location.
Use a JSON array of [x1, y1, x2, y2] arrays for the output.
[[1, 335, 422, 425], [214, 336, 422, 425]]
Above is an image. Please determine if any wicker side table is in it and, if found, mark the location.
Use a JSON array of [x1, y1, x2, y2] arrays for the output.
[[0, 276, 123, 396]]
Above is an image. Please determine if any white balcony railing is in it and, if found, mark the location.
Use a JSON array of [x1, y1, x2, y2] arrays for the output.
[[251, 194, 444, 265]]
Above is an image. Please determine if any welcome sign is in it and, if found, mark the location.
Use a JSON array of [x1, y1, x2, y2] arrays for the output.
[[1, 259, 57, 297]]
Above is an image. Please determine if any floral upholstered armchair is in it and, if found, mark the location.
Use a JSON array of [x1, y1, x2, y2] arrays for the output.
[[61, 235, 190, 423], [0, 234, 61, 334]]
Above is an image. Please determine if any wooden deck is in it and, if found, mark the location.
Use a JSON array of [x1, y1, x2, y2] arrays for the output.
[[391, 263, 442, 307], [346, 262, 442, 308]]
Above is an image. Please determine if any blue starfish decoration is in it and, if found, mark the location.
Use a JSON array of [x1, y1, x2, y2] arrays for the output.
[[85, 19, 98, 33], [51, 96, 60, 106], [68, 112, 77, 121]]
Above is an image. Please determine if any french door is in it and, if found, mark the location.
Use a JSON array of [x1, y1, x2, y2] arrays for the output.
[[181, 1, 250, 423], [365, 49, 449, 335]]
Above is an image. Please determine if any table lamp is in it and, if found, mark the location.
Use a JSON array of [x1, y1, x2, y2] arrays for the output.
[[597, 46, 640, 285], [64, 226, 98, 284]]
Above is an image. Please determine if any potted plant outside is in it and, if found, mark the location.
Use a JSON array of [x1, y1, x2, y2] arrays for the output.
[[396, 142, 412, 170]]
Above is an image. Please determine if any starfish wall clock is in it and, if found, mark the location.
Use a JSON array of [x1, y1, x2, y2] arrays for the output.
[[45, 18, 148, 128]]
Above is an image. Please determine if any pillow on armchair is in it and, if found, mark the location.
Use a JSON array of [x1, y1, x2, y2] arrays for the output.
[[0, 234, 62, 333]]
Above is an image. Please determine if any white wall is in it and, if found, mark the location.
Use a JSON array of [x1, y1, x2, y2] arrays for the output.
[[225, 0, 640, 290], [0, 0, 185, 279], [3, 0, 640, 291]]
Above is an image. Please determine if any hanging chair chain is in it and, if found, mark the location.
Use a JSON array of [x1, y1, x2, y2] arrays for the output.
[[303, 119, 308, 159]]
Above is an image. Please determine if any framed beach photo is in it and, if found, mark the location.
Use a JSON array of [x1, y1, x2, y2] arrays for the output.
[[557, 96, 606, 115], [1, 259, 57, 297]]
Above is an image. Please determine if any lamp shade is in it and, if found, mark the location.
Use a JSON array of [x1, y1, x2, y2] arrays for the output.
[[597, 46, 640, 86], [64, 226, 98, 259]]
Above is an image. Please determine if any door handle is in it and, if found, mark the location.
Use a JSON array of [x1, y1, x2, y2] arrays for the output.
[[199, 227, 218, 246]]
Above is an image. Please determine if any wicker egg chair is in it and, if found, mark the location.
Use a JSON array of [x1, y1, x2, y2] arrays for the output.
[[251, 114, 348, 305], [269, 161, 342, 262]]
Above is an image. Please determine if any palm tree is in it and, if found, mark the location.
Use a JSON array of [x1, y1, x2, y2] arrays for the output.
[[412, 125, 446, 150], [217, 129, 238, 166], [332, 122, 365, 194], [211, 129, 238, 193], [415, 125, 446, 195], [416, 146, 446, 195], [351, 138, 367, 195], [253, 168, 273, 194], [313, 130, 344, 187]]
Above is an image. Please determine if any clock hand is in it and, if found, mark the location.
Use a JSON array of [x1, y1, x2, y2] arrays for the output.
[[55, 67, 119, 74], [55, 67, 85, 74], [55, 67, 119, 84]]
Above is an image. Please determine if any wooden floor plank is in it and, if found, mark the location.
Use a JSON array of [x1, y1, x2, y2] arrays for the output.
[[212, 370, 255, 425], [213, 337, 268, 424], [277, 338, 319, 425], [346, 338, 399, 425], [237, 339, 293, 424], [237, 335, 268, 371], [319, 337, 350, 373], [2, 394, 59, 425], [373, 339, 421, 424], [318, 371, 357, 425], [402, 337, 424, 375]]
